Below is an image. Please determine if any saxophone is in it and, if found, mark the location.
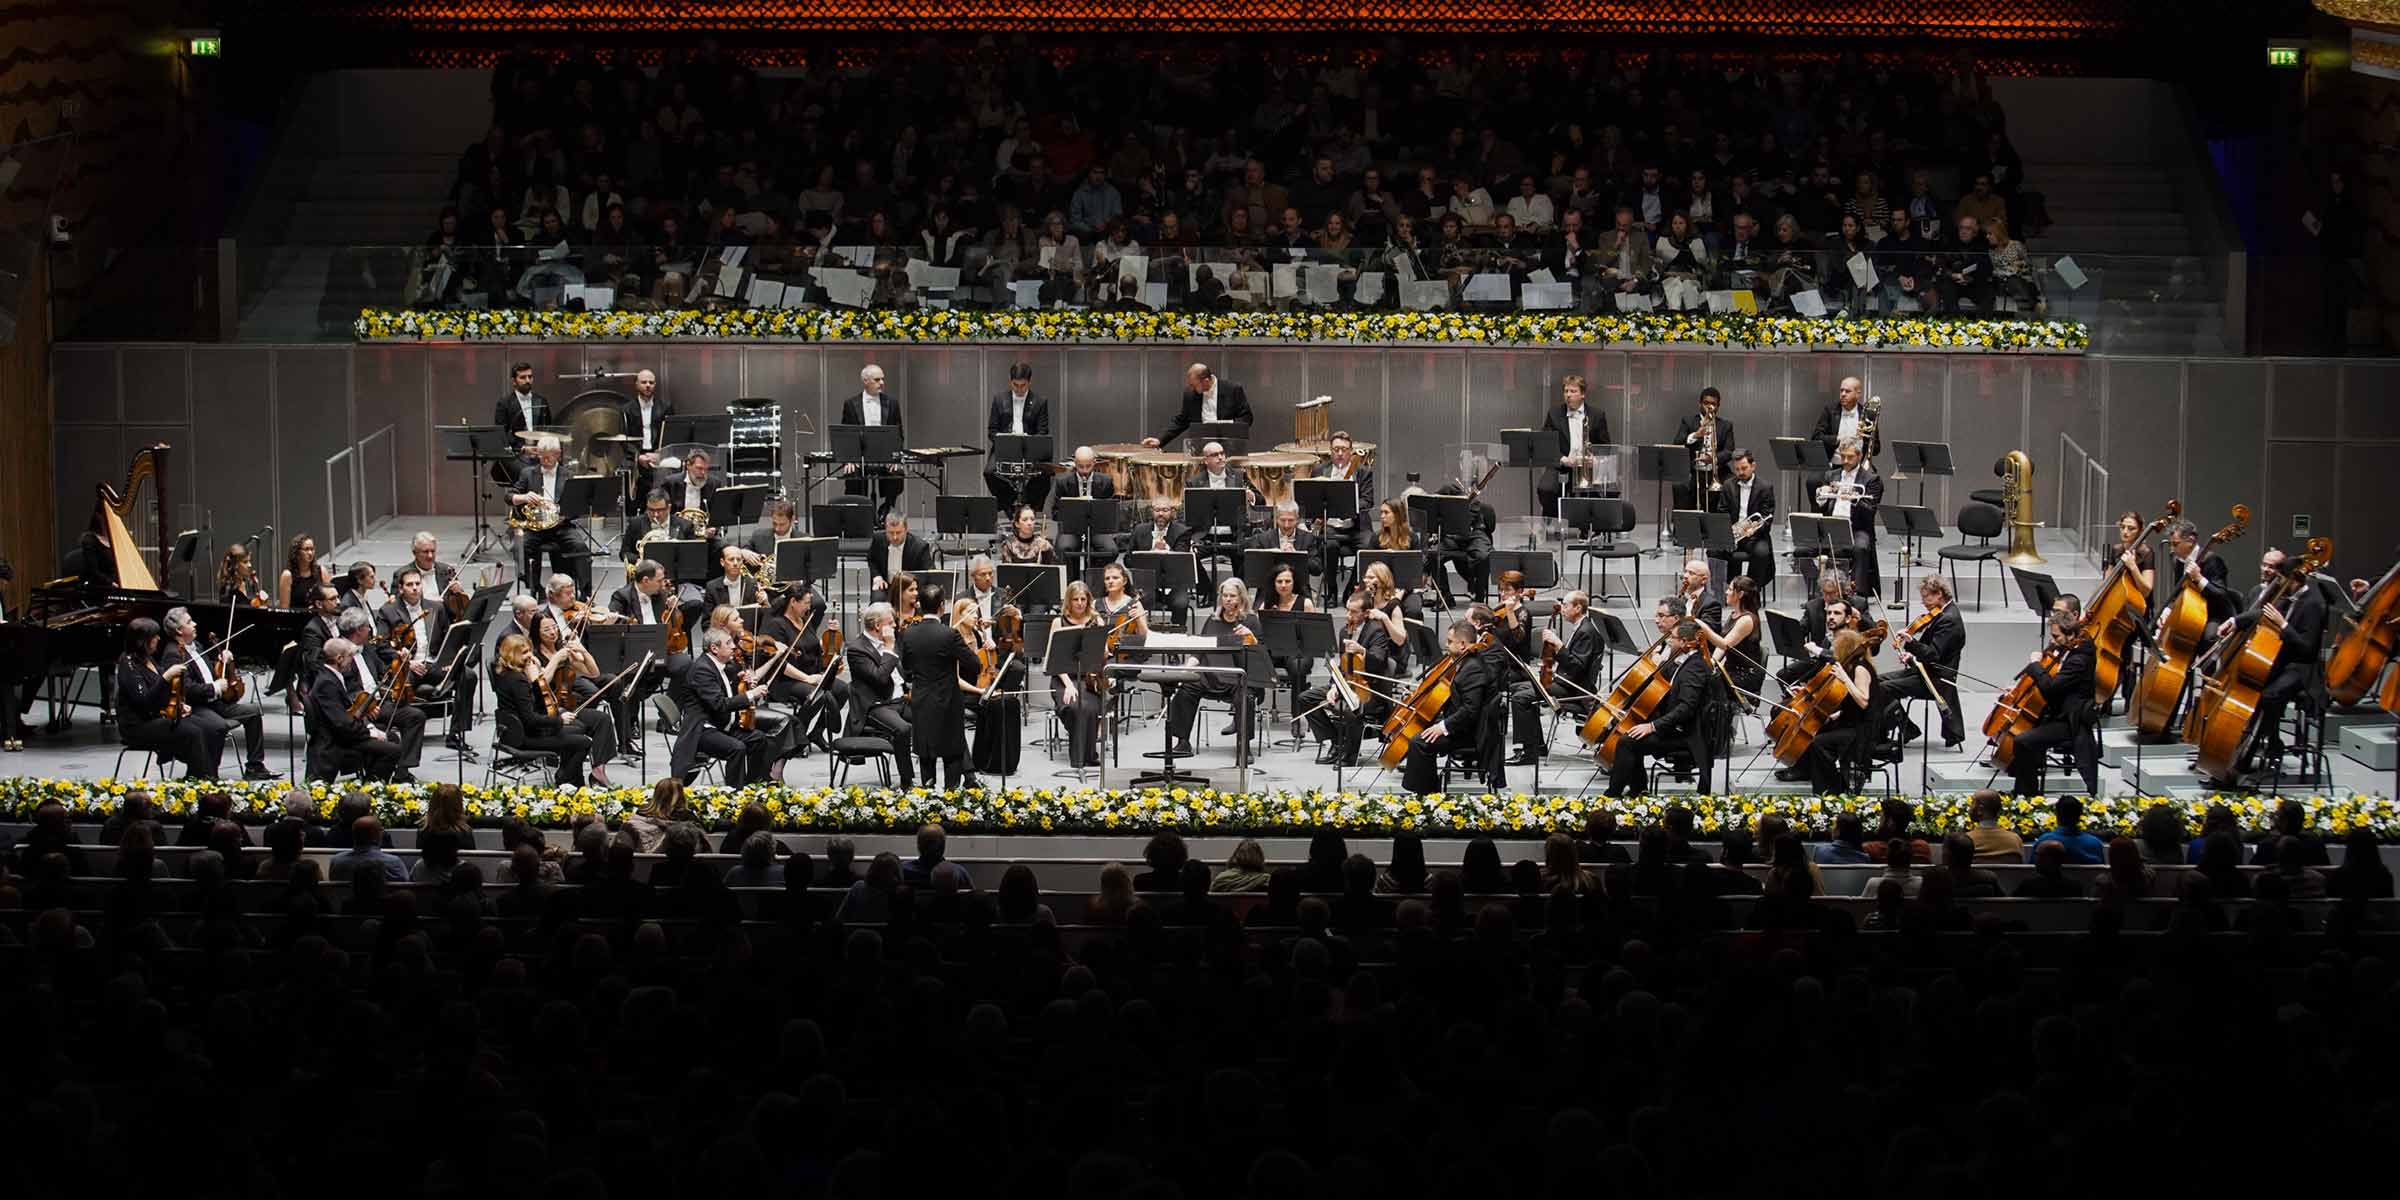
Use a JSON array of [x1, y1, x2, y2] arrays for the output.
[[1996, 450, 2046, 566]]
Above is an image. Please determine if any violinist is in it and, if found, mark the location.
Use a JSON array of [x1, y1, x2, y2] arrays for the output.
[[1097, 563, 1149, 637], [218, 543, 269, 607], [1542, 589, 1607, 703], [540, 574, 584, 633], [530, 611, 620, 786], [2211, 547, 2328, 778], [492, 632, 595, 785], [293, 584, 344, 674], [116, 618, 214, 779], [391, 531, 463, 606], [306, 635, 406, 782], [1164, 579, 1265, 758], [997, 505, 1058, 565], [705, 543, 766, 612], [378, 566, 477, 753], [670, 627, 776, 786], [1877, 573, 1966, 749], [845, 603, 918, 787], [1404, 620, 1501, 796], [611, 559, 695, 699], [1052, 582, 1107, 769], [961, 595, 1027, 776], [1302, 586, 1401, 767], [335, 607, 427, 778], [1801, 627, 1879, 795], [1258, 562, 1315, 719], [160, 607, 274, 780], [2006, 613, 2098, 797], [888, 571, 922, 626], [964, 556, 1006, 620], [898, 583, 987, 789], [763, 584, 844, 750]]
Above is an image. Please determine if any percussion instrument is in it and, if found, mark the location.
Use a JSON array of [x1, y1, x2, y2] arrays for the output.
[[1130, 451, 1194, 504], [1276, 439, 1379, 474], [1237, 450, 1318, 510], [1092, 443, 1150, 496]]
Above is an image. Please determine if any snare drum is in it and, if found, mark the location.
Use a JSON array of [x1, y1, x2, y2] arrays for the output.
[[1237, 450, 1319, 510], [1092, 442, 1149, 497], [1130, 452, 1193, 504]]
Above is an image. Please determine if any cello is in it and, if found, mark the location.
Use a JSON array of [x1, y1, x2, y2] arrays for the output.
[[2082, 500, 2176, 704], [1578, 633, 1674, 769], [1983, 625, 2084, 771], [2326, 559, 2400, 705], [2129, 504, 2247, 735], [2185, 537, 2332, 781], [1766, 620, 1887, 766], [1380, 625, 1493, 769]]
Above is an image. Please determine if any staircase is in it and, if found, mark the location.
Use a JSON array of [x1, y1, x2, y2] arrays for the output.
[[2022, 162, 2229, 357], [237, 151, 459, 341]]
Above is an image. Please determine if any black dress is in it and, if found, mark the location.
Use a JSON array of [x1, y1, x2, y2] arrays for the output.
[[493, 669, 592, 784]]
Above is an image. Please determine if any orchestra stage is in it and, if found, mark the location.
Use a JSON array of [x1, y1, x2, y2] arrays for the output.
[[7, 515, 2389, 803]]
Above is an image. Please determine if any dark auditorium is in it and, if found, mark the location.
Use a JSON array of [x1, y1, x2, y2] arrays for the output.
[[3, 2, 2400, 1195]]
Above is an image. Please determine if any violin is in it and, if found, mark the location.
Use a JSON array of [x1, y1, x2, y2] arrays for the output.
[[217, 604, 247, 703], [664, 600, 689, 654], [385, 622, 419, 705], [1379, 626, 1494, 768], [1766, 620, 1888, 766]]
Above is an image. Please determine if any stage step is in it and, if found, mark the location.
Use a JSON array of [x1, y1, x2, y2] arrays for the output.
[[2324, 707, 2393, 735], [2338, 723, 2399, 773], [2097, 726, 2184, 769]]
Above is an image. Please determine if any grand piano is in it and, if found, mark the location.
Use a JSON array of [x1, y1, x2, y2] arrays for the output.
[[7, 445, 314, 728]]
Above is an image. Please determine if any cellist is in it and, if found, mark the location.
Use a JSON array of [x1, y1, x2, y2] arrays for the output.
[[2006, 613, 2099, 797], [1802, 628, 1880, 794], [1404, 620, 1500, 797], [2209, 547, 2328, 779], [1490, 570, 1552, 768], [1877, 574, 1967, 750], [1604, 618, 1711, 798]]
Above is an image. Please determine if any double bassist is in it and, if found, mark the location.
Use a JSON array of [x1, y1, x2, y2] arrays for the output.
[[2210, 547, 2328, 778], [1800, 629, 1879, 794]]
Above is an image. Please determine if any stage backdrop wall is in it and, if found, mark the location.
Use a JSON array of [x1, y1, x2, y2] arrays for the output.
[[47, 342, 2400, 588]]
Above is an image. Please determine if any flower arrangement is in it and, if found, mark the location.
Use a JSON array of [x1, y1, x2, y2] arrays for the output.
[[7, 777, 2390, 841], [353, 307, 2090, 353]]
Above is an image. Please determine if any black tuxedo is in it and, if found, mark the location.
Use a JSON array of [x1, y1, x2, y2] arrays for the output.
[[1607, 651, 1713, 796], [621, 513, 698, 565], [1404, 650, 1499, 795], [659, 470, 720, 526], [2010, 639, 2099, 795], [387, 558, 459, 599], [1157, 380, 1254, 447], [295, 612, 342, 675], [1716, 476, 1778, 588], [1879, 603, 1967, 745], [304, 665, 405, 782], [845, 638, 916, 785], [1809, 402, 1880, 461], [899, 617, 983, 786], [495, 389, 552, 441], [1536, 401, 1614, 517], [669, 652, 772, 785], [607, 580, 671, 623], [984, 388, 1055, 514], [1673, 413, 1736, 508], [512, 462, 593, 595], [839, 389, 906, 513], [163, 640, 270, 775], [1050, 468, 1118, 562], [1244, 527, 1324, 582], [703, 572, 767, 613], [621, 394, 675, 456], [2163, 551, 2237, 625], [2228, 577, 2329, 770], [862, 534, 936, 591], [1814, 464, 1884, 598]]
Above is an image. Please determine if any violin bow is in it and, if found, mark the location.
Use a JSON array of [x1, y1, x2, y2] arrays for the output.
[[567, 653, 650, 715]]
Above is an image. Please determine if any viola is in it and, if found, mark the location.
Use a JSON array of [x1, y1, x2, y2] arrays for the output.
[[664, 601, 689, 654], [1766, 620, 1888, 767], [2186, 537, 2333, 780], [2082, 500, 2177, 704], [1380, 626, 1493, 768], [2327, 558, 2400, 705], [218, 603, 248, 702], [2131, 504, 2247, 734]]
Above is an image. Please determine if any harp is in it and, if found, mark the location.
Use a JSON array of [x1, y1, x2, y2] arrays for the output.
[[94, 444, 171, 592]]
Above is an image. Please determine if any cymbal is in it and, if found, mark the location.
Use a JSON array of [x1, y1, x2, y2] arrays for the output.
[[592, 434, 642, 443]]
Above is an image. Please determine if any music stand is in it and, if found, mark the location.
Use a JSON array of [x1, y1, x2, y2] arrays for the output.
[[1770, 437, 1826, 527], [1241, 549, 1313, 597], [1788, 514, 1854, 580], [1261, 609, 1337, 751], [662, 414, 733, 446], [935, 494, 1000, 566], [1669, 509, 1734, 563], [1764, 609, 1811, 663], [1879, 505, 1943, 607], [1635, 444, 1685, 556], [442, 424, 518, 564], [1043, 626, 1106, 781], [464, 579, 515, 627], [1487, 549, 1559, 589], [997, 563, 1065, 610], [810, 502, 878, 541], [1054, 496, 1119, 577], [1502, 429, 1565, 545], [709, 484, 768, 533], [990, 434, 1054, 472], [1184, 486, 1248, 578], [774, 537, 838, 587], [832, 424, 904, 471], [650, 538, 710, 584], [1892, 441, 1954, 508], [558, 474, 624, 557], [2009, 567, 2060, 641], [1356, 550, 1426, 593]]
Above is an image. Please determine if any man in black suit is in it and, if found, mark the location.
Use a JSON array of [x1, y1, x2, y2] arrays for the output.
[[1428, 480, 1497, 606], [390, 531, 464, 606], [305, 637, 407, 782], [1673, 386, 1735, 510], [1813, 438, 1883, 600], [1879, 573, 1968, 748], [1145, 361, 1253, 449], [622, 489, 700, 571], [1606, 618, 1713, 796], [1050, 445, 1119, 566], [1307, 430, 1374, 593], [376, 566, 478, 752], [660, 449, 722, 533], [292, 584, 345, 680], [1809, 375, 1880, 463], [670, 628, 775, 785], [2160, 519, 2237, 627], [1542, 589, 1608, 703], [1716, 449, 1777, 590], [493, 360, 550, 481], [622, 368, 673, 471], [160, 607, 274, 780], [898, 583, 986, 788], [2007, 613, 2098, 796], [982, 360, 1053, 518], [845, 604, 916, 787], [865, 512, 936, 598], [1131, 495, 1195, 624], [2216, 547, 2330, 775], [333, 608, 428, 776], [839, 362, 905, 517], [1244, 501, 1323, 586], [703, 544, 767, 613], [509, 435, 593, 597], [1536, 373, 1613, 519], [1779, 581, 1866, 692], [1405, 620, 1500, 796], [608, 558, 695, 700]]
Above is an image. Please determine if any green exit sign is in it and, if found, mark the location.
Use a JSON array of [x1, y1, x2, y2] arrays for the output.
[[2267, 45, 2301, 68], [188, 36, 220, 57]]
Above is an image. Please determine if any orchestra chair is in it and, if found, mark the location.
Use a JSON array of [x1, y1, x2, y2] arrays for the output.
[[831, 689, 898, 788], [1564, 498, 1641, 605], [1936, 504, 2007, 611], [484, 708, 564, 788], [2263, 680, 2331, 794]]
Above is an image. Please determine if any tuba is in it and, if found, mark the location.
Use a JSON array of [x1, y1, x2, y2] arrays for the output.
[[1996, 450, 2046, 566]]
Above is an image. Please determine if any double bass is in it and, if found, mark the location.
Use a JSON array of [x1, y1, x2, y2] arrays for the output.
[[2082, 500, 2176, 704], [2185, 537, 2333, 781], [1766, 620, 1888, 766], [2129, 504, 2248, 735], [1579, 633, 1674, 769], [2326, 559, 2400, 705], [1380, 625, 1493, 769]]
